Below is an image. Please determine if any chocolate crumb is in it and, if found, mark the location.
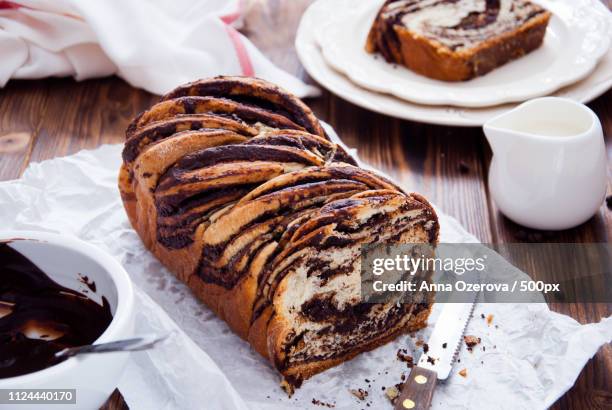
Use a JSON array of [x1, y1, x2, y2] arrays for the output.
[[442, 342, 447, 349], [423, 343, 429, 353], [426, 356, 436, 365], [312, 398, 335, 408], [415, 339, 424, 347], [350, 388, 368, 401], [396, 349, 414, 367], [481, 313, 485, 319]]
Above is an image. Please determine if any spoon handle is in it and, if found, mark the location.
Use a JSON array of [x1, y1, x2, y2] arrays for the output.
[[56, 333, 171, 359]]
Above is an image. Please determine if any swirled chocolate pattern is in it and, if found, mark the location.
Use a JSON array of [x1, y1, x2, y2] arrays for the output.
[[119, 76, 439, 394], [366, 0, 551, 81]]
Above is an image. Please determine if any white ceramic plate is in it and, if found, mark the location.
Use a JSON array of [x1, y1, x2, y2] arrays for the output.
[[314, 0, 611, 108], [296, 0, 612, 127]]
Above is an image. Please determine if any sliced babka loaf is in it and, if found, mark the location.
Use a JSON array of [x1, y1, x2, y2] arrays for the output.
[[366, 0, 551, 81], [119, 76, 439, 394]]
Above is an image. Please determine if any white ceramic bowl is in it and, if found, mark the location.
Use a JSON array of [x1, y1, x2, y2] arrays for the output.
[[0, 231, 135, 410]]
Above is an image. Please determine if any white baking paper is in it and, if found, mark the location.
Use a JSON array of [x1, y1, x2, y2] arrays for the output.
[[0, 141, 610, 410]]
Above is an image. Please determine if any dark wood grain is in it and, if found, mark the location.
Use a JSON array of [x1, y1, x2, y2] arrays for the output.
[[100, 390, 128, 410], [0, 78, 152, 175], [0, 1, 610, 409], [0, 81, 50, 180]]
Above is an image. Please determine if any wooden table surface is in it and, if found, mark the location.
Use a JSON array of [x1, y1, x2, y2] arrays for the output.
[[0, 1, 610, 409]]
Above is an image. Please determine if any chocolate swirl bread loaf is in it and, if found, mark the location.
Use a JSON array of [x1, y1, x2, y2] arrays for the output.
[[366, 0, 551, 81], [119, 76, 439, 393]]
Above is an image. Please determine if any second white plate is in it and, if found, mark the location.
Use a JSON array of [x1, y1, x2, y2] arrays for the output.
[[295, 0, 612, 127], [315, 0, 611, 108]]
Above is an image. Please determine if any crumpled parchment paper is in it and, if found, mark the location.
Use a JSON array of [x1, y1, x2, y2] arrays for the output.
[[0, 140, 610, 410]]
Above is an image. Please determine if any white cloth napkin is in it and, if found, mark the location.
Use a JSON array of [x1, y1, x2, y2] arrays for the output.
[[0, 0, 319, 97]]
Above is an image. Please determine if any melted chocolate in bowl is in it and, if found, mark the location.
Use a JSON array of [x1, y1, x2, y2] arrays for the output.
[[0, 242, 113, 378]]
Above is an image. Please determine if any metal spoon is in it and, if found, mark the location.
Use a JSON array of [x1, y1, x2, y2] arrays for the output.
[[55, 333, 172, 359]]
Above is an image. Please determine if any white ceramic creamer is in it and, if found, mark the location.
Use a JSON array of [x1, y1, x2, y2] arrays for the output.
[[484, 97, 607, 230]]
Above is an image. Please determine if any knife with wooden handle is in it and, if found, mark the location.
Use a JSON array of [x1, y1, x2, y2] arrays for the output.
[[394, 297, 477, 410]]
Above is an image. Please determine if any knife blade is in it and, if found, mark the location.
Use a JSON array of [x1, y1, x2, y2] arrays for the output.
[[394, 294, 477, 410], [417, 298, 477, 380]]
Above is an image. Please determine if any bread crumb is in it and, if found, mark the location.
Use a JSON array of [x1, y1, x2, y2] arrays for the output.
[[458, 368, 467, 378], [486, 314, 494, 326], [464, 335, 481, 352], [385, 386, 399, 402], [350, 388, 368, 401], [464, 335, 481, 348]]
